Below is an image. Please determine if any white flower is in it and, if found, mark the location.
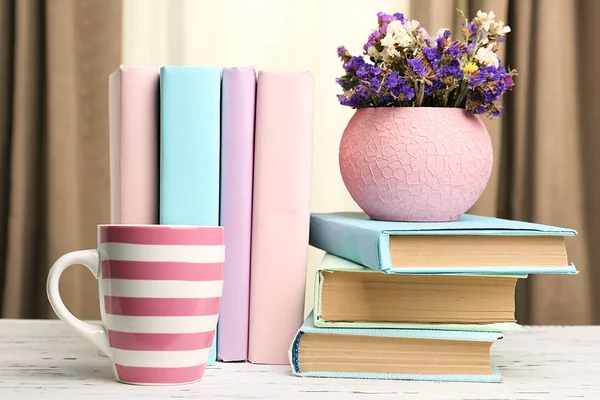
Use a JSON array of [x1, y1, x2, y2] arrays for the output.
[[387, 20, 404, 34], [382, 47, 400, 63], [380, 23, 414, 50], [476, 10, 495, 21], [474, 45, 499, 67], [475, 10, 496, 31], [380, 32, 397, 48], [404, 19, 420, 33], [367, 46, 381, 60], [395, 30, 414, 47], [496, 21, 511, 35]]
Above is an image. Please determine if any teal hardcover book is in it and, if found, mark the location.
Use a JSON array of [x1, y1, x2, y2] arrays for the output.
[[289, 312, 503, 382], [314, 253, 524, 332], [160, 66, 221, 365], [309, 212, 578, 275]]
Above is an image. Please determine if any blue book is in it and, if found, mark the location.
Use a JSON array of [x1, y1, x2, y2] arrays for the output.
[[309, 212, 578, 275], [289, 312, 503, 382], [160, 66, 221, 365]]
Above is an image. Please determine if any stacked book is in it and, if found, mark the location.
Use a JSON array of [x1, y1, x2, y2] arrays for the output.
[[109, 66, 314, 365], [289, 211, 577, 382]]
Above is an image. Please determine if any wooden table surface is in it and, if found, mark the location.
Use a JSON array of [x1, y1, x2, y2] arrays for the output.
[[0, 320, 599, 399]]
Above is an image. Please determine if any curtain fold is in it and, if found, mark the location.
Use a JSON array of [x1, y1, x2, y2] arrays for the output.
[[0, 0, 122, 319], [411, 0, 599, 324]]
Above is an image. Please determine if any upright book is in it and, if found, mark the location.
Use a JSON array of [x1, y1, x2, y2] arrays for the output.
[[217, 68, 256, 361], [160, 66, 221, 365], [109, 66, 159, 224], [309, 212, 578, 274], [289, 313, 503, 382], [248, 71, 314, 364]]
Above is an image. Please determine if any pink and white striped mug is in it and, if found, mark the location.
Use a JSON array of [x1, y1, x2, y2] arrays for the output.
[[46, 224, 225, 385]]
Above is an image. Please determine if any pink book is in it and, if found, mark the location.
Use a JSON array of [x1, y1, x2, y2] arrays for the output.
[[109, 66, 159, 224], [218, 68, 256, 361], [248, 71, 315, 364]]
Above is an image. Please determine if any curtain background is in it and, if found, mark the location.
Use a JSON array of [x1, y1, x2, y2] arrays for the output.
[[0, 0, 122, 319], [1, 0, 598, 325]]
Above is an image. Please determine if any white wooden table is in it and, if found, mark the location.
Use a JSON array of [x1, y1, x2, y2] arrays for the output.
[[0, 321, 599, 399]]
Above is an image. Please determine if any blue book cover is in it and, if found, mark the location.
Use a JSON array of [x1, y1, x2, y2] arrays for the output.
[[309, 212, 578, 275], [160, 66, 221, 365], [289, 312, 503, 382]]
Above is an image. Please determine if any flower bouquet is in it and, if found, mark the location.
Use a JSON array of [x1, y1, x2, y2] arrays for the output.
[[336, 10, 516, 117], [337, 10, 516, 222]]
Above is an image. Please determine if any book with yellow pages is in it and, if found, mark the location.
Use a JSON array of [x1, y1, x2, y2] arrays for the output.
[[289, 312, 503, 382], [309, 212, 578, 274], [313, 253, 523, 332]]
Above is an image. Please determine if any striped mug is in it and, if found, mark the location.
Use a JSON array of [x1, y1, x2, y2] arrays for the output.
[[46, 224, 225, 385]]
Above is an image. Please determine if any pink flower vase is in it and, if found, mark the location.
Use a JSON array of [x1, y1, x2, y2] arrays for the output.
[[339, 107, 493, 222]]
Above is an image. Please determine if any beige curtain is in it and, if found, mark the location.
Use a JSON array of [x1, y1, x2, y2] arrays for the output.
[[411, 0, 600, 325], [0, 0, 121, 319]]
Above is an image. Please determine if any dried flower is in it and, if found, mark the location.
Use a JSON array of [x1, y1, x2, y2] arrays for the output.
[[336, 9, 517, 118]]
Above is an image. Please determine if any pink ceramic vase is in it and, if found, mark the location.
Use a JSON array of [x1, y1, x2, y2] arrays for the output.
[[339, 107, 493, 222]]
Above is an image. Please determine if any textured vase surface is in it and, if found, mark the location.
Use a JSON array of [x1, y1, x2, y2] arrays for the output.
[[339, 107, 493, 222]]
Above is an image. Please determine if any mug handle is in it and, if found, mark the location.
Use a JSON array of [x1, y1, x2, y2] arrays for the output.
[[46, 249, 111, 358]]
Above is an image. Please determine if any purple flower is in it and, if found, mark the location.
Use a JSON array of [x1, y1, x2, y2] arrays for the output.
[[440, 59, 463, 79], [469, 68, 488, 84], [393, 12, 405, 22], [392, 82, 415, 100], [505, 74, 514, 86], [466, 43, 475, 54], [370, 77, 381, 88], [363, 30, 382, 52], [356, 66, 369, 79], [384, 71, 401, 88], [468, 21, 477, 34], [436, 36, 445, 49], [491, 107, 503, 117], [344, 56, 365, 73], [337, 46, 347, 57], [442, 30, 452, 39], [446, 44, 462, 58], [408, 59, 426, 77], [372, 67, 382, 75], [423, 47, 441, 63], [377, 12, 395, 25]]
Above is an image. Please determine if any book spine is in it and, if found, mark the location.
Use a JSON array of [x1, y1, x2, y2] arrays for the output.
[[248, 71, 314, 364], [217, 68, 256, 361], [109, 66, 159, 224], [159, 66, 221, 365]]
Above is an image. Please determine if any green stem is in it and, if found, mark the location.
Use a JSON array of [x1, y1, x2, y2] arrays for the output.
[[453, 82, 467, 107]]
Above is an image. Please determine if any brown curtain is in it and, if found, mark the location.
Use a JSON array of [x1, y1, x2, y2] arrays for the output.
[[0, 0, 122, 319], [411, 0, 600, 325]]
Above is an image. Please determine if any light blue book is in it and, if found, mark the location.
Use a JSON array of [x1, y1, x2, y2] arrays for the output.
[[309, 212, 578, 275], [289, 312, 503, 382], [160, 66, 221, 365]]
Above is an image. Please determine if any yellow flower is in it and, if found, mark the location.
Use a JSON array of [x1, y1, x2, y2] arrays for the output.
[[463, 62, 478, 75]]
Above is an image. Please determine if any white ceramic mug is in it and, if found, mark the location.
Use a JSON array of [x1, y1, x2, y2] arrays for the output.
[[46, 224, 225, 385]]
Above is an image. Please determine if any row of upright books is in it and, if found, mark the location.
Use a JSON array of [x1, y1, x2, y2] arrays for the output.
[[109, 66, 314, 365], [289, 211, 577, 381]]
